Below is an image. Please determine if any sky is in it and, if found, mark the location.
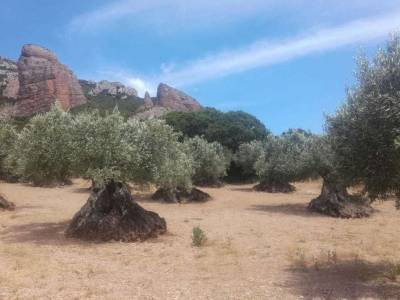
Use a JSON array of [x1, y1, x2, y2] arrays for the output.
[[2, 1, 400, 133]]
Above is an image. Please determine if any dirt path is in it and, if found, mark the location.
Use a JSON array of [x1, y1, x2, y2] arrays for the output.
[[0, 180, 399, 299]]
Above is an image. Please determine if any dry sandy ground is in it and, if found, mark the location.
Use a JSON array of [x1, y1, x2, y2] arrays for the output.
[[0, 180, 400, 300]]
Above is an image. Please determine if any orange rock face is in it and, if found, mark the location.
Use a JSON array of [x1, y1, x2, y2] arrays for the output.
[[156, 83, 202, 112], [14, 44, 86, 117]]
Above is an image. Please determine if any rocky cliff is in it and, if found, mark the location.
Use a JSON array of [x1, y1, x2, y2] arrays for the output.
[[0, 45, 202, 119], [0, 44, 87, 118], [14, 44, 87, 117], [135, 83, 202, 119], [156, 83, 202, 112]]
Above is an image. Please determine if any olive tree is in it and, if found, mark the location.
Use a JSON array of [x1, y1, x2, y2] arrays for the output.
[[308, 35, 400, 217], [67, 112, 168, 242], [70, 110, 140, 186], [183, 136, 229, 186], [0, 121, 17, 210], [9, 104, 74, 185], [138, 119, 194, 197], [236, 129, 313, 192], [235, 140, 265, 179], [0, 121, 17, 179], [255, 130, 312, 192], [71, 111, 195, 199]]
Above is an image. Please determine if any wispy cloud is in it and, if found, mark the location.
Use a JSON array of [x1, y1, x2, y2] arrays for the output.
[[80, 7, 400, 95], [159, 11, 400, 87], [68, 0, 279, 33], [69, 0, 400, 34]]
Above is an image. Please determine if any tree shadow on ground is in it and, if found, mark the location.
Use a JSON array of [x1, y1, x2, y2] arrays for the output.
[[286, 259, 400, 299], [230, 186, 255, 192], [0, 221, 90, 246], [247, 203, 321, 218]]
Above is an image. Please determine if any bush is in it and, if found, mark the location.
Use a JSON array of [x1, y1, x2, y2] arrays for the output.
[[192, 226, 207, 247], [184, 136, 229, 186], [165, 108, 269, 152], [0, 121, 17, 179], [9, 104, 74, 185]]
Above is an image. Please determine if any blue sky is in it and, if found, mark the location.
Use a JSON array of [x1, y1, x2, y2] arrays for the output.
[[2, 1, 400, 133]]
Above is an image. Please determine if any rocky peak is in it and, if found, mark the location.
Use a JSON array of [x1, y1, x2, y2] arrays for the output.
[[134, 84, 202, 119], [0, 57, 19, 100], [87, 80, 138, 98], [14, 44, 87, 117], [143, 91, 154, 109], [21, 44, 57, 61], [156, 83, 202, 112]]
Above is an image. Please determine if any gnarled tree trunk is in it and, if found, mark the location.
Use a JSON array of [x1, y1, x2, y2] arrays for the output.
[[308, 179, 373, 218], [66, 181, 166, 242], [152, 187, 211, 203], [0, 195, 15, 211], [254, 179, 295, 193]]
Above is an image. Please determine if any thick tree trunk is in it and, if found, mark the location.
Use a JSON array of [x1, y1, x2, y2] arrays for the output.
[[0, 195, 15, 211], [152, 187, 211, 203], [254, 179, 295, 193], [65, 181, 166, 242], [308, 179, 373, 218]]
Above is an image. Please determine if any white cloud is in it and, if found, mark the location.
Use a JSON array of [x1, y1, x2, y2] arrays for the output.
[[68, 0, 276, 33], [88, 68, 156, 97], [69, 0, 400, 33], [127, 77, 155, 96], [158, 11, 400, 87]]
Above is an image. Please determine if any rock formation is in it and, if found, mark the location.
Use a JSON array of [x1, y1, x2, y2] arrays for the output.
[[156, 83, 202, 112], [13, 44, 87, 117], [143, 91, 154, 109], [135, 84, 202, 119], [0, 195, 15, 211], [85, 80, 137, 98], [0, 57, 19, 100], [0, 46, 204, 119], [65, 181, 167, 242]]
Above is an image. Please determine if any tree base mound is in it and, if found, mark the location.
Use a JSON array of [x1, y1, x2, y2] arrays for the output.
[[0, 195, 15, 211], [308, 182, 373, 218], [152, 188, 211, 203], [254, 181, 295, 193], [65, 181, 167, 242]]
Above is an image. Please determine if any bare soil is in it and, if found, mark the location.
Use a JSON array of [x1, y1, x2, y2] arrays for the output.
[[0, 180, 399, 299]]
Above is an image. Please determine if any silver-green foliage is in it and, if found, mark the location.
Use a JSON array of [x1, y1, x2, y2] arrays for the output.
[[71, 110, 193, 191], [235, 140, 265, 177], [71, 109, 138, 185], [0, 121, 17, 177], [184, 136, 228, 185], [236, 129, 313, 185], [327, 35, 400, 202], [10, 104, 74, 185], [138, 119, 194, 192]]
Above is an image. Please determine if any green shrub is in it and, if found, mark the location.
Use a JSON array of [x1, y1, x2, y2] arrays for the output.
[[0, 121, 17, 179], [165, 108, 269, 151], [192, 226, 207, 247]]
